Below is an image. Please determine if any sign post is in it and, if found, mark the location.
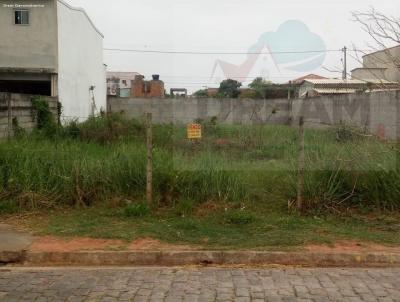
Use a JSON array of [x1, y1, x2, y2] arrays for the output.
[[187, 123, 202, 140]]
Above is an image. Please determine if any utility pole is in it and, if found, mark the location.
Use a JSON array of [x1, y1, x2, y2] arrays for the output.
[[342, 46, 347, 80]]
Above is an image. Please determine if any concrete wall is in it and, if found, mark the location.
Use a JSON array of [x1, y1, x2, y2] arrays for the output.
[[108, 97, 291, 125], [291, 91, 400, 139], [0, 92, 58, 139], [57, 0, 106, 121], [0, 0, 58, 71], [108, 91, 400, 139]]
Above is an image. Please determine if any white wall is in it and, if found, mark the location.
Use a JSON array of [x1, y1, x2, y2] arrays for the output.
[[57, 0, 106, 121]]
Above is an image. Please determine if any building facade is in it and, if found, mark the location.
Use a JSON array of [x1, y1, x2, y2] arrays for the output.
[[299, 79, 400, 98], [351, 46, 400, 83], [107, 72, 140, 97], [131, 75, 165, 98], [0, 0, 106, 120]]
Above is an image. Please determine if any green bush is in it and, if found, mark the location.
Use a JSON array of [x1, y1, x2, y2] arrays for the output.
[[225, 210, 256, 225], [69, 113, 145, 144], [174, 199, 195, 217], [0, 200, 18, 214], [32, 97, 58, 137], [123, 202, 150, 218]]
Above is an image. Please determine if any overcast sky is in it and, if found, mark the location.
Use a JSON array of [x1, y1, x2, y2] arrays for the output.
[[66, 0, 399, 92]]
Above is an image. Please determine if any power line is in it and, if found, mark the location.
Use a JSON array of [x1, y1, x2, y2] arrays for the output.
[[155, 75, 306, 79], [104, 48, 344, 55]]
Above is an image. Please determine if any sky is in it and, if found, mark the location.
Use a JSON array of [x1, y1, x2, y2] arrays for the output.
[[66, 0, 399, 92]]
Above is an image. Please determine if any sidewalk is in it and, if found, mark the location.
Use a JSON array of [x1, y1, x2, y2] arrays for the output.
[[0, 223, 33, 263], [2, 224, 400, 267]]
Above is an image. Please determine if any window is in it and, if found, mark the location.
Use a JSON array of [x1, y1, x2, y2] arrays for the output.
[[15, 10, 29, 25]]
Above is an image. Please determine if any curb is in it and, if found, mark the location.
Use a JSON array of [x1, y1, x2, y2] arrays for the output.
[[0, 251, 26, 264], [12, 251, 400, 267]]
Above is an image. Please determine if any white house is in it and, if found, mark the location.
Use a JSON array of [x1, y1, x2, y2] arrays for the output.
[[0, 0, 106, 121], [107, 72, 140, 98]]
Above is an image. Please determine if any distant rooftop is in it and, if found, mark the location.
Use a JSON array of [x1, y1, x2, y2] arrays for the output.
[[290, 74, 327, 85], [303, 78, 399, 85], [107, 72, 141, 78], [362, 45, 400, 58]]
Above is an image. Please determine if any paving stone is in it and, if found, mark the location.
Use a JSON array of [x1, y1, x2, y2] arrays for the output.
[[1, 268, 400, 301]]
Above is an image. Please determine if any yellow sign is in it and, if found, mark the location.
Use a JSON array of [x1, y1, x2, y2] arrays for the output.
[[187, 123, 202, 139]]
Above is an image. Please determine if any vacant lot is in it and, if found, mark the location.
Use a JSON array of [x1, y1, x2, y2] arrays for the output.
[[1, 114, 400, 249]]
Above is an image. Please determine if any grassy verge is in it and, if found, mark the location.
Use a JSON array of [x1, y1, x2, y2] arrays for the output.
[[4, 203, 400, 249], [1, 114, 400, 248]]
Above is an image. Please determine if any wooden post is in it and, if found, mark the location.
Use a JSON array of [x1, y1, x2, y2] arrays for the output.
[[297, 116, 305, 212], [146, 112, 153, 206], [7, 93, 12, 139]]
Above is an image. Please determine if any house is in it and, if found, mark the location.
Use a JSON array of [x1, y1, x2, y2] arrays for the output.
[[0, 0, 106, 120], [206, 88, 219, 97], [170, 88, 188, 98], [289, 74, 327, 85], [289, 74, 328, 98], [351, 45, 400, 82], [131, 75, 165, 98], [107, 72, 140, 97], [299, 79, 400, 98]]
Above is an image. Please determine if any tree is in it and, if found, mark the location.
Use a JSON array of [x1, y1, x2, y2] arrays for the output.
[[249, 77, 273, 99], [218, 79, 242, 98], [352, 8, 400, 80], [352, 8, 399, 50], [239, 89, 262, 99], [193, 89, 208, 98]]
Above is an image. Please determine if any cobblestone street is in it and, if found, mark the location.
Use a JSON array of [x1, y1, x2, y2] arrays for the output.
[[1, 267, 400, 301]]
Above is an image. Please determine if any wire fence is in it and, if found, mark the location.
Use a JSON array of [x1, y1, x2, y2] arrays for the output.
[[1, 111, 400, 211]]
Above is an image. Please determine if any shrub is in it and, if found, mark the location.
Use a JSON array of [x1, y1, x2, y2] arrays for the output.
[[174, 199, 195, 217], [62, 120, 81, 139], [225, 210, 256, 225], [32, 97, 58, 137], [75, 113, 144, 144], [12, 117, 25, 138], [0, 200, 18, 214], [123, 202, 150, 218]]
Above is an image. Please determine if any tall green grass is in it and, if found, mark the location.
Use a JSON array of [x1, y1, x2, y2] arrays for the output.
[[1, 114, 399, 212]]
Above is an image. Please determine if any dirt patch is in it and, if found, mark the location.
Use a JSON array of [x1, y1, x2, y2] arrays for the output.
[[306, 240, 400, 254], [195, 200, 230, 217], [127, 238, 197, 251], [29, 237, 127, 252], [29, 236, 198, 252]]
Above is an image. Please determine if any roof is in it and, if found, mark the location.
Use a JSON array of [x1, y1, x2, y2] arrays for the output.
[[300, 87, 400, 98], [351, 67, 387, 72], [312, 88, 358, 94], [290, 74, 327, 84], [362, 45, 400, 58], [58, 0, 104, 38], [107, 72, 141, 79], [303, 79, 399, 85]]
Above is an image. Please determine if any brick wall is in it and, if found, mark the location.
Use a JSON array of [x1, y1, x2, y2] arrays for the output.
[[131, 77, 165, 98]]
